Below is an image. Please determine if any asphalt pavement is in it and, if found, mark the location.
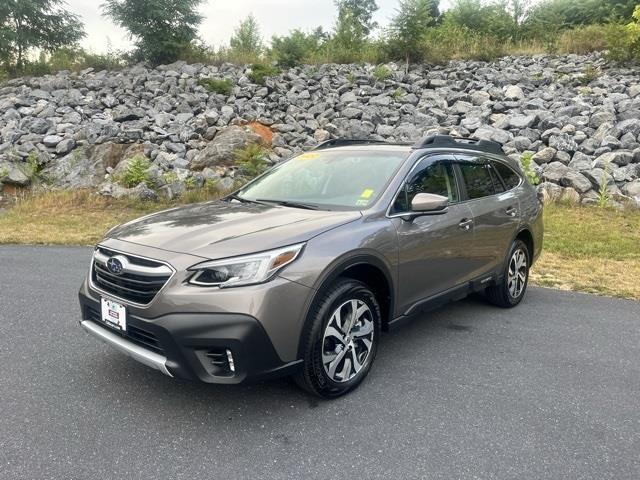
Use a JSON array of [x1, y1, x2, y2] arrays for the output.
[[1, 245, 639, 480]]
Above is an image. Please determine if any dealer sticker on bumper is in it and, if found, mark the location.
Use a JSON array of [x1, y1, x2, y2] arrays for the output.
[[101, 298, 127, 332]]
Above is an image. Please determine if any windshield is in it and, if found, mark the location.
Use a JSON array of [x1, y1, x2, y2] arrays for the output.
[[237, 149, 409, 210]]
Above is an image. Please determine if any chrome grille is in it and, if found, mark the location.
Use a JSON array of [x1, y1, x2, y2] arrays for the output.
[[91, 247, 173, 305]]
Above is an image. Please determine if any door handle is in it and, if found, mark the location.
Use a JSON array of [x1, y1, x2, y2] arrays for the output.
[[505, 206, 518, 217], [458, 219, 473, 231]]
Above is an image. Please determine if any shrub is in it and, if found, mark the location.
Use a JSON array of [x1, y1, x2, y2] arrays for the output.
[[26, 151, 50, 185], [578, 64, 601, 85], [372, 65, 392, 81], [557, 25, 609, 54], [198, 78, 234, 95], [270, 29, 325, 68], [248, 63, 280, 85], [605, 7, 640, 62], [520, 152, 540, 186], [421, 22, 506, 63], [117, 155, 152, 188], [235, 144, 269, 177]]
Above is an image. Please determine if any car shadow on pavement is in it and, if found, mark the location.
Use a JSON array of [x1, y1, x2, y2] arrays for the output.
[[79, 292, 502, 416]]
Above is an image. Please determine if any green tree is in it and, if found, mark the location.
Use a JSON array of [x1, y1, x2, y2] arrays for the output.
[[101, 0, 204, 65], [444, 0, 517, 40], [525, 0, 637, 30], [388, 0, 437, 64], [229, 14, 263, 61], [270, 28, 327, 67], [0, 0, 84, 70], [333, 0, 379, 53]]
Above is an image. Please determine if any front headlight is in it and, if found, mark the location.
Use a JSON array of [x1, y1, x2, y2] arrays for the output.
[[187, 243, 305, 288]]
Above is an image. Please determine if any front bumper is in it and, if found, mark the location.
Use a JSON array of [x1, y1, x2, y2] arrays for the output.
[[78, 292, 303, 384]]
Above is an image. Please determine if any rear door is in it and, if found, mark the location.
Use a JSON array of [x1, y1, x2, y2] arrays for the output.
[[390, 154, 476, 314], [454, 155, 521, 278]]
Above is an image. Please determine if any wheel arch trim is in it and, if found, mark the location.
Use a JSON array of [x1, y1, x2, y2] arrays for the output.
[[296, 251, 396, 358]]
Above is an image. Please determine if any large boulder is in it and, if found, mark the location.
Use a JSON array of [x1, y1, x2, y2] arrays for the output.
[[191, 126, 266, 170], [0, 162, 30, 186], [594, 150, 634, 167], [622, 179, 640, 198], [560, 170, 593, 193]]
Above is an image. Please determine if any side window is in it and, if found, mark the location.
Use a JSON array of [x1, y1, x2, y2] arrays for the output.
[[393, 160, 459, 213], [492, 161, 522, 190], [458, 162, 495, 199]]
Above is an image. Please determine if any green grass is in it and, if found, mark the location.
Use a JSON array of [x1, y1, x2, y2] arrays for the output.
[[531, 203, 640, 299]]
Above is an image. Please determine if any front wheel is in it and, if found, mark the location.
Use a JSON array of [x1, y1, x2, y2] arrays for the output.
[[485, 239, 530, 308], [295, 279, 381, 398]]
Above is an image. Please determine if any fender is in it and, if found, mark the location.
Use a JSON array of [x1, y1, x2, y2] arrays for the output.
[[296, 250, 397, 358]]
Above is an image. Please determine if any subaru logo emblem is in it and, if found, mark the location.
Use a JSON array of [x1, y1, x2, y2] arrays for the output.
[[107, 257, 124, 275]]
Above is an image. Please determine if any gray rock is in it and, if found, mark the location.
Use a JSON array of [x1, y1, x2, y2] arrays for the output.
[[594, 150, 633, 167], [583, 168, 612, 190], [340, 91, 357, 103], [538, 182, 563, 202], [112, 106, 145, 122], [617, 119, 640, 137], [342, 107, 363, 119], [532, 147, 556, 164], [504, 85, 524, 100], [191, 126, 265, 170], [568, 152, 592, 171], [470, 91, 491, 106], [369, 95, 392, 107], [589, 111, 616, 129], [548, 133, 578, 152], [542, 162, 569, 183], [2, 163, 30, 185], [509, 114, 536, 129], [622, 179, 640, 198], [55, 138, 76, 155], [560, 170, 592, 193], [42, 135, 63, 148]]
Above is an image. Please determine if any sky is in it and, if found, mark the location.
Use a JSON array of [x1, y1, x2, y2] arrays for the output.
[[68, 0, 454, 54]]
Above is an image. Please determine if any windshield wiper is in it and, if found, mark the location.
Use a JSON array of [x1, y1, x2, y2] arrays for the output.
[[255, 199, 320, 210], [227, 194, 266, 205]]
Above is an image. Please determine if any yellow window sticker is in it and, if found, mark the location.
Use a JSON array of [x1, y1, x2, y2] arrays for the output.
[[297, 152, 321, 160], [360, 189, 374, 199]]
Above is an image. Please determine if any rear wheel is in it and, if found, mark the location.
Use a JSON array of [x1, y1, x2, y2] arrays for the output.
[[295, 279, 381, 398], [486, 239, 530, 308]]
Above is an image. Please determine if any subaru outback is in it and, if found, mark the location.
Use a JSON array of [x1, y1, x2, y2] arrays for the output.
[[79, 134, 543, 398]]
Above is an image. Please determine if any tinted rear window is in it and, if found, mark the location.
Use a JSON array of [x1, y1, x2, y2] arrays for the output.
[[492, 161, 522, 190], [459, 163, 495, 199]]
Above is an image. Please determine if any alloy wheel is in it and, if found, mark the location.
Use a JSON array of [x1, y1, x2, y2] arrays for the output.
[[507, 248, 528, 299], [321, 299, 374, 383]]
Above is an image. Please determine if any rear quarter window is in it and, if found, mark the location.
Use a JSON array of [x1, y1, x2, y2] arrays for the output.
[[492, 161, 522, 190]]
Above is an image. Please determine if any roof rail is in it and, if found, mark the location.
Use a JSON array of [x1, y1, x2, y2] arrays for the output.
[[312, 139, 391, 150], [412, 134, 504, 156]]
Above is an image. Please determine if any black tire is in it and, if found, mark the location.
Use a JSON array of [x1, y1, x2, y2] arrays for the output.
[[295, 278, 381, 398], [486, 239, 530, 308]]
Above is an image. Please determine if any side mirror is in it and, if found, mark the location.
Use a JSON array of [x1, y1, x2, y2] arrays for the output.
[[411, 193, 449, 213]]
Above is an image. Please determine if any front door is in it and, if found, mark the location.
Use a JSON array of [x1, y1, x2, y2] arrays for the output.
[[390, 154, 476, 315]]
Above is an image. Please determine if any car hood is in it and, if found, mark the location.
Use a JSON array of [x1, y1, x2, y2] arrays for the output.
[[105, 200, 362, 260]]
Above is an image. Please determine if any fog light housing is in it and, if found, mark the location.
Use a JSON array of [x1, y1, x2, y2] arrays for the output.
[[226, 349, 235, 373]]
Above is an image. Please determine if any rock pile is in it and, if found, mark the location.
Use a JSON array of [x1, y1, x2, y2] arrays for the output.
[[0, 53, 639, 206]]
